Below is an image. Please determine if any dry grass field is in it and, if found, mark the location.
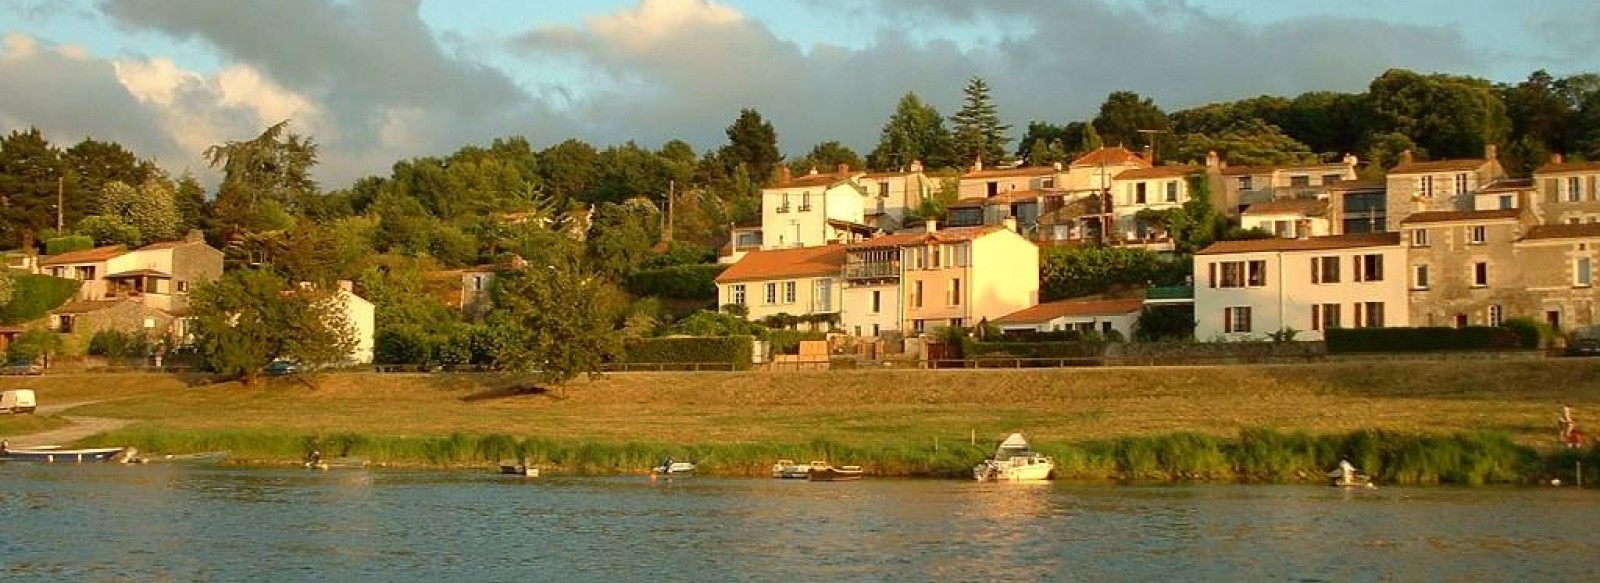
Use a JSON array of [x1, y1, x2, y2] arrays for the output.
[[2, 359, 1594, 450]]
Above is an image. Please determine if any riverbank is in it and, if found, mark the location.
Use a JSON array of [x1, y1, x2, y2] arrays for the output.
[[2, 360, 1596, 484]]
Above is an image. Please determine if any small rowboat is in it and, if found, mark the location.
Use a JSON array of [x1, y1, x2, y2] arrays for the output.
[[134, 451, 230, 464], [772, 460, 826, 479], [306, 457, 369, 470], [0, 446, 130, 463], [807, 464, 864, 482], [499, 459, 539, 477]]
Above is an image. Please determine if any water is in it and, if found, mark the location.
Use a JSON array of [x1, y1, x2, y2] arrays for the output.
[[1, 465, 1597, 582]]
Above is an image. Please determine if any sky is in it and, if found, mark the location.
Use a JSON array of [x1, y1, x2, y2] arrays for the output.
[[2, 0, 1598, 189]]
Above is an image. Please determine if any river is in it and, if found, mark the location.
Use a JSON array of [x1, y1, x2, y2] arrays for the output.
[[1, 464, 1595, 582]]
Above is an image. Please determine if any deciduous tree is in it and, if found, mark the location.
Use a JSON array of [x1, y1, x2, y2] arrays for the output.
[[868, 92, 954, 171], [489, 260, 622, 386], [188, 268, 355, 384]]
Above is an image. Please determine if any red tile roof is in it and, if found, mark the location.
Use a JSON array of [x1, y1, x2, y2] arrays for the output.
[[962, 166, 1059, 180], [1070, 147, 1148, 169], [845, 226, 1006, 250], [1219, 163, 1349, 177], [1389, 159, 1489, 174], [1114, 165, 1202, 180], [993, 297, 1146, 325], [1242, 199, 1329, 216], [1523, 223, 1600, 240], [41, 245, 126, 266], [1536, 160, 1600, 174], [136, 239, 194, 251], [1399, 209, 1522, 224], [715, 244, 847, 283], [1196, 233, 1400, 255], [772, 173, 853, 189]]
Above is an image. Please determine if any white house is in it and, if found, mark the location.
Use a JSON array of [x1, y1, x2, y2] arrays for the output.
[[992, 297, 1145, 338], [1193, 233, 1407, 341], [1241, 199, 1333, 239], [715, 244, 846, 326], [761, 166, 872, 250], [329, 280, 375, 364]]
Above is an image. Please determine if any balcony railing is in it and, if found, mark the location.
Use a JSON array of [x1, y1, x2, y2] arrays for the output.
[[844, 263, 899, 280]]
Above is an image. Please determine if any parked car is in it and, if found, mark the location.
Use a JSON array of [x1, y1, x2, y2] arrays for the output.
[[264, 359, 302, 376], [0, 361, 43, 376], [1567, 337, 1600, 357]]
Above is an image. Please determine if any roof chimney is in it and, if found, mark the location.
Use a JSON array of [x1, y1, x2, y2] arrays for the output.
[[1552, 152, 1564, 165], [924, 219, 937, 234], [807, 166, 819, 176], [779, 166, 792, 184], [1485, 143, 1498, 161], [337, 280, 353, 293], [1343, 153, 1358, 168], [1399, 149, 1414, 167], [973, 156, 984, 173], [909, 159, 924, 173], [837, 163, 850, 176], [1205, 150, 1220, 168], [184, 229, 204, 243]]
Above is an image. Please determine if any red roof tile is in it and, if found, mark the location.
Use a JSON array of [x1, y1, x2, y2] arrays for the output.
[[1242, 199, 1329, 216], [962, 166, 1059, 180], [1389, 159, 1490, 174], [1196, 233, 1400, 255], [993, 297, 1146, 325], [844, 226, 1006, 250], [1399, 209, 1522, 224], [1070, 147, 1148, 169], [1535, 160, 1600, 174], [1523, 223, 1600, 240], [715, 244, 847, 283], [1479, 178, 1534, 192], [1114, 165, 1202, 180], [41, 245, 126, 266]]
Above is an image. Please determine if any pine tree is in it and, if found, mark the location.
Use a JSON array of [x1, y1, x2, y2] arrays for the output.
[[949, 77, 1011, 167]]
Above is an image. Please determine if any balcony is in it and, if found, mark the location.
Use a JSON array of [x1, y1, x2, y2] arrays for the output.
[[798, 204, 812, 212], [776, 205, 791, 214], [844, 262, 899, 281]]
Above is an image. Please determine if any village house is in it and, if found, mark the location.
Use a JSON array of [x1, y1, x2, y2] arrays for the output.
[[1473, 178, 1534, 212], [1383, 146, 1506, 227], [896, 222, 1038, 334], [840, 234, 912, 339], [991, 297, 1145, 338], [760, 166, 874, 250], [956, 159, 1062, 200], [1193, 233, 1407, 341], [715, 244, 845, 328], [330, 280, 376, 364], [43, 231, 224, 343], [1326, 179, 1389, 234], [1531, 156, 1600, 225], [1240, 199, 1333, 239], [1110, 165, 1203, 248], [1513, 223, 1600, 335], [856, 161, 938, 232], [1401, 209, 1531, 328], [1214, 154, 1359, 217]]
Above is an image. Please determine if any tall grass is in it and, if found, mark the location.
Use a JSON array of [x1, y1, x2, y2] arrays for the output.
[[77, 425, 1593, 485]]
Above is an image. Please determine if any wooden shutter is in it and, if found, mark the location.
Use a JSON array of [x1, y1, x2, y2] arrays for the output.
[[1224, 307, 1234, 333]]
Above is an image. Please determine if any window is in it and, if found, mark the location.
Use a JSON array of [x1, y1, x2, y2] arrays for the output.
[[778, 192, 790, 212], [1499, 195, 1514, 210], [1247, 260, 1267, 287], [1578, 257, 1593, 287], [732, 284, 746, 305], [1164, 181, 1178, 202], [764, 283, 778, 304], [1214, 260, 1267, 288], [1352, 302, 1385, 328], [1355, 254, 1384, 282], [1420, 176, 1434, 198], [871, 324, 880, 336], [1289, 175, 1311, 188], [1311, 256, 1340, 284], [813, 279, 832, 311], [1454, 314, 1469, 328], [1455, 173, 1468, 195], [1101, 322, 1113, 334], [1311, 303, 1341, 331], [986, 182, 998, 198], [931, 245, 942, 268], [878, 183, 889, 197], [1238, 176, 1253, 191], [947, 278, 962, 306], [1488, 304, 1503, 327], [913, 319, 926, 333], [1218, 261, 1243, 287], [177, 281, 190, 293], [954, 243, 970, 267], [870, 290, 881, 313], [1473, 262, 1489, 287], [1224, 306, 1253, 333], [1135, 183, 1148, 204], [1414, 264, 1430, 290], [912, 281, 923, 308], [1322, 174, 1343, 185], [1041, 177, 1055, 189], [1570, 177, 1583, 203], [800, 191, 812, 211], [1469, 225, 1487, 244], [1410, 229, 1429, 247], [783, 281, 797, 304]]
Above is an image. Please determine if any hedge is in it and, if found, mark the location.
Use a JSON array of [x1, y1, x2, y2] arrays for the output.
[[622, 336, 753, 370], [966, 340, 1109, 359], [0, 274, 81, 324], [625, 264, 728, 300], [45, 235, 95, 255], [1324, 327, 1523, 353]]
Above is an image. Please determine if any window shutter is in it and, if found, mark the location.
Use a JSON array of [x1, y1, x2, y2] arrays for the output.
[[1224, 307, 1233, 333], [1209, 263, 1217, 288], [1312, 304, 1321, 332], [1353, 303, 1363, 328], [1311, 258, 1320, 284], [1352, 256, 1362, 282]]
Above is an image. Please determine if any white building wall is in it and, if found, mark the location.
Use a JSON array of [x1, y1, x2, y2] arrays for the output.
[[841, 283, 900, 337], [1241, 214, 1332, 238], [338, 288, 376, 364], [760, 183, 867, 249], [1194, 245, 1409, 341], [719, 276, 842, 324]]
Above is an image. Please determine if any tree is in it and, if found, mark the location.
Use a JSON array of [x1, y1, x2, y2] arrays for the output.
[[1133, 305, 1196, 342], [1279, 91, 1373, 158], [868, 92, 955, 171], [188, 268, 354, 384], [586, 198, 660, 279], [204, 120, 319, 238], [1093, 91, 1173, 161], [173, 173, 209, 234], [1039, 246, 1188, 301], [1367, 69, 1510, 160], [538, 139, 600, 204], [1171, 120, 1319, 167], [0, 127, 66, 247], [720, 109, 783, 186], [949, 77, 1011, 167], [788, 141, 864, 174], [488, 261, 622, 386], [93, 179, 181, 244]]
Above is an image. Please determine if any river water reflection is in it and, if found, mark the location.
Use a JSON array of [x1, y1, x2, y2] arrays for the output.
[[1, 464, 1596, 582]]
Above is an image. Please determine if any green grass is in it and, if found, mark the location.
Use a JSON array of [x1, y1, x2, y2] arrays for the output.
[[0, 414, 69, 436]]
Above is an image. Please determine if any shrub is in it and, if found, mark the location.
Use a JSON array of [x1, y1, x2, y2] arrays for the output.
[[1133, 305, 1195, 342], [1324, 327, 1522, 353], [44, 235, 94, 255], [0, 275, 81, 324], [967, 340, 1108, 359], [622, 336, 753, 370], [87, 329, 149, 360], [7, 329, 61, 364], [768, 330, 826, 355], [625, 264, 728, 300], [1499, 317, 1552, 349]]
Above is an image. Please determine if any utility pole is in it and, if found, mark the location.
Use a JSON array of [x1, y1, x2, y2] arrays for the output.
[[1136, 129, 1169, 166], [662, 179, 675, 243], [55, 175, 63, 232]]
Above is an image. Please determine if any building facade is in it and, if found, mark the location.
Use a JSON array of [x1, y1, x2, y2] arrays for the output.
[[1194, 233, 1407, 341], [715, 244, 846, 325]]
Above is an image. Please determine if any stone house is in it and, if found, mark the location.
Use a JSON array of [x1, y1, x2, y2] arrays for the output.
[[1531, 157, 1600, 225], [50, 299, 178, 345], [1384, 146, 1506, 228], [1215, 154, 1359, 217], [1400, 209, 1532, 328], [1514, 223, 1600, 335]]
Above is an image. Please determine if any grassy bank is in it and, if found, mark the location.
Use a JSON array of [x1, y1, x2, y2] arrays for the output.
[[5, 359, 1598, 484]]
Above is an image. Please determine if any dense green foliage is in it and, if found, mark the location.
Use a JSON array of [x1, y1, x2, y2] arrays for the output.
[[5, 329, 60, 364], [0, 274, 79, 324], [621, 336, 753, 370], [87, 329, 150, 360], [624, 264, 727, 300], [1325, 327, 1523, 353], [1039, 246, 1188, 301], [489, 263, 623, 384], [1133, 305, 1197, 342], [188, 269, 356, 381], [44, 235, 94, 255], [966, 341, 1108, 359]]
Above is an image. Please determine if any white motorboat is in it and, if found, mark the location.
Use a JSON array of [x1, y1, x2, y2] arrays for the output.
[[651, 457, 696, 477], [973, 433, 1054, 482], [772, 459, 826, 479]]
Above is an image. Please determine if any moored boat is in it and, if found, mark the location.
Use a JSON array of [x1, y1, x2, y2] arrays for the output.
[[973, 433, 1054, 482], [499, 458, 539, 477], [772, 459, 826, 479], [133, 451, 230, 464], [0, 446, 131, 463], [651, 457, 696, 477], [807, 464, 864, 482]]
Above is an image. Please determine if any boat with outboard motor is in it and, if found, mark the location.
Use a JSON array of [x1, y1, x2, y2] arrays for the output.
[[973, 433, 1054, 482], [0, 444, 133, 463]]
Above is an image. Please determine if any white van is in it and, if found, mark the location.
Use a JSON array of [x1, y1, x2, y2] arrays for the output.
[[1, 389, 36, 414]]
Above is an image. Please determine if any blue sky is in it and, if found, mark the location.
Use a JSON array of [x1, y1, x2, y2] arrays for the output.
[[2, 0, 1597, 188]]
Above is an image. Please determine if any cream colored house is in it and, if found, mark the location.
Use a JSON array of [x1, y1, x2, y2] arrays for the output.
[[1241, 199, 1332, 239], [332, 281, 376, 364], [1216, 154, 1358, 217], [1473, 179, 1533, 212], [1111, 165, 1201, 245], [761, 166, 872, 250], [898, 224, 1039, 334], [1401, 209, 1531, 328], [992, 297, 1144, 338], [40, 231, 223, 313], [957, 161, 1062, 200], [1531, 157, 1600, 225], [841, 235, 913, 338], [858, 161, 937, 232], [1384, 146, 1506, 227], [1194, 233, 1407, 341], [715, 244, 846, 327]]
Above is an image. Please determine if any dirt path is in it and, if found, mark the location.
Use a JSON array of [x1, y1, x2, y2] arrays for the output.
[[8, 401, 131, 447]]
